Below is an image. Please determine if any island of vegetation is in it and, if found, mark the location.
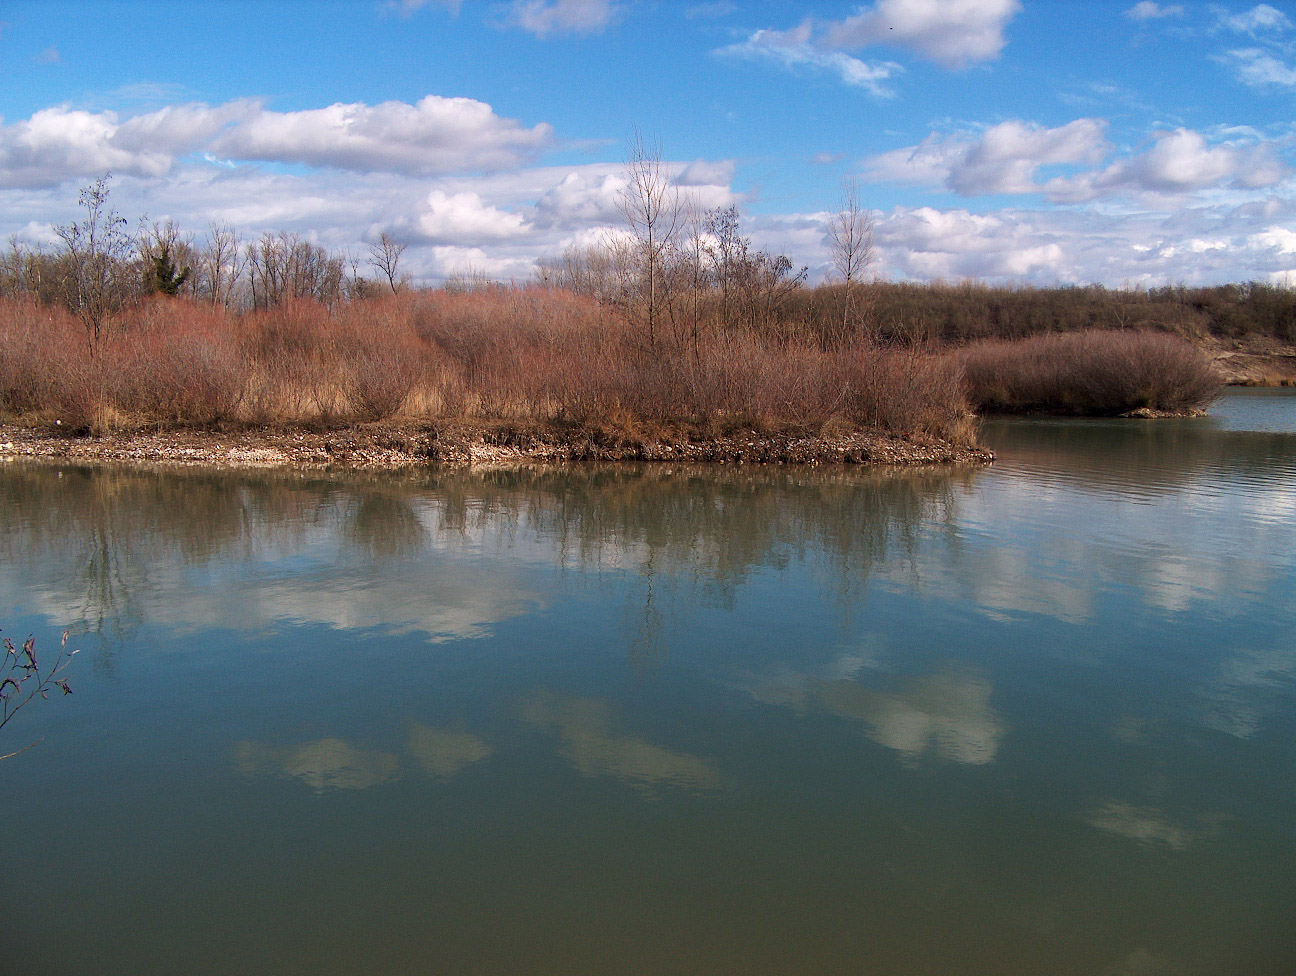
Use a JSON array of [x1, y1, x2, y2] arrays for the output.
[[2, 168, 1287, 472]]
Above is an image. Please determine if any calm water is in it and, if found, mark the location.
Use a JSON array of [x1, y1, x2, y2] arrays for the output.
[[2, 390, 1294, 976]]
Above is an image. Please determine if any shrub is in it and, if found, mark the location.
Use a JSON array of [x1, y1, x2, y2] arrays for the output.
[[958, 330, 1222, 415]]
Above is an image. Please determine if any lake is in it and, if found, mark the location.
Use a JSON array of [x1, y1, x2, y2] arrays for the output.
[[2, 389, 1294, 976]]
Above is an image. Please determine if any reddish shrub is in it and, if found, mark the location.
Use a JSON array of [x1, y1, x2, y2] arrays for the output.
[[959, 330, 1221, 414]]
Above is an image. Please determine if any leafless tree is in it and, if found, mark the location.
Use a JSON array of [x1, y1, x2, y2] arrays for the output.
[[616, 131, 681, 350], [827, 177, 875, 340], [829, 178, 873, 286], [246, 231, 345, 309], [199, 223, 245, 308], [367, 232, 408, 294], [0, 237, 53, 300], [703, 204, 748, 324], [54, 175, 136, 350]]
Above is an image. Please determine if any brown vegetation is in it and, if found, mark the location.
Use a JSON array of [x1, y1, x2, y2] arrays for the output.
[[0, 289, 975, 446], [0, 173, 1261, 456], [957, 330, 1223, 416]]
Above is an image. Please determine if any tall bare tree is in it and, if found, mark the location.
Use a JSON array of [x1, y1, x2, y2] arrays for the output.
[[367, 232, 408, 294], [827, 177, 875, 340], [616, 131, 681, 350], [54, 175, 136, 350], [199, 223, 244, 308]]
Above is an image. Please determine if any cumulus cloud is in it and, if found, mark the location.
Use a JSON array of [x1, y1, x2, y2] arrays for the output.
[[112, 99, 259, 155], [717, 23, 903, 96], [864, 118, 1109, 195], [1124, 2, 1183, 21], [821, 0, 1023, 69], [405, 189, 530, 244], [213, 95, 552, 175], [0, 106, 177, 188], [508, 0, 620, 37], [1220, 3, 1292, 34], [0, 95, 552, 189], [853, 193, 1296, 288], [1045, 127, 1287, 202], [533, 169, 627, 226], [866, 120, 1286, 203]]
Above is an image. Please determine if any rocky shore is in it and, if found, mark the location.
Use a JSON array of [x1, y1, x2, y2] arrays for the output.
[[0, 421, 994, 471]]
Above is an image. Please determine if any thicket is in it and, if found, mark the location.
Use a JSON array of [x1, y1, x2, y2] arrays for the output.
[[0, 290, 974, 441], [957, 331, 1222, 416]]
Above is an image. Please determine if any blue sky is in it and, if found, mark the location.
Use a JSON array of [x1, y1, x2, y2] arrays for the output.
[[2, 0, 1295, 286]]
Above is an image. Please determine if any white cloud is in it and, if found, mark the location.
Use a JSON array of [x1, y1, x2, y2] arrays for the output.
[[866, 120, 1287, 203], [406, 189, 530, 244], [950, 118, 1109, 194], [821, 0, 1023, 69], [676, 158, 735, 187], [0, 106, 177, 187], [112, 99, 259, 155], [1045, 127, 1287, 201], [1124, 2, 1183, 21], [0, 96, 553, 190], [213, 95, 552, 175], [533, 169, 627, 226], [1223, 47, 1296, 88], [717, 23, 902, 96], [859, 195, 1296, 287], [863, 118, 1109, 195], [1221, 3, 1292, 34], [509, 0, 620, 37]]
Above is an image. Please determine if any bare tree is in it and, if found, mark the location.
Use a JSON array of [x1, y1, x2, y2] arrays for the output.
[[367, 232, 408, 294], [199, 223, 245, 308], [827, 177, 875, 340], [703, 204, 747, 325], [616, 131, 681, 350], [0, 237, 52, 300], [246, 231, 345, 309], [54, 175, 136, 350]]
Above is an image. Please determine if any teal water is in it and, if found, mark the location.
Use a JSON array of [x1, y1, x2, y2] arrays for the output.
[[2, 391, 1294, 976]]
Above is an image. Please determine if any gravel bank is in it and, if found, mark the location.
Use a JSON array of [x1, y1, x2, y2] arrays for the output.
[[0, 421, 993, 470]]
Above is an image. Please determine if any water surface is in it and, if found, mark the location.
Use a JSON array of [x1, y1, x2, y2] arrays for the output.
[[2, 391, 1294, 976]]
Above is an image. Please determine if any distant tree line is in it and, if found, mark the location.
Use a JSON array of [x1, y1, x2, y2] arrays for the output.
[[0, 176, 412, 353]]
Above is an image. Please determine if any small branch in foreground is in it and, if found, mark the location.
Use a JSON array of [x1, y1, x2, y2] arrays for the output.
[[1, 629, 77, 752]]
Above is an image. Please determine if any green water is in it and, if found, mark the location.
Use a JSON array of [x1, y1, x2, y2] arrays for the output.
[[2, 390, 1294, 975]]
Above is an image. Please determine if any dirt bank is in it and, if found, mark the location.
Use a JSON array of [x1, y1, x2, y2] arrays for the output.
[[0, 421, 994, 471], [1206, 334, 1296, 385]]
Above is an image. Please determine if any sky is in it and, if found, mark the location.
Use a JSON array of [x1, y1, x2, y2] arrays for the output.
[[1, 0, 1295, 287]]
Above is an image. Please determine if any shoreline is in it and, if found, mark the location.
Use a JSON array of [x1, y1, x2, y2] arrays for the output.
[[0, 421, 995, 471]]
